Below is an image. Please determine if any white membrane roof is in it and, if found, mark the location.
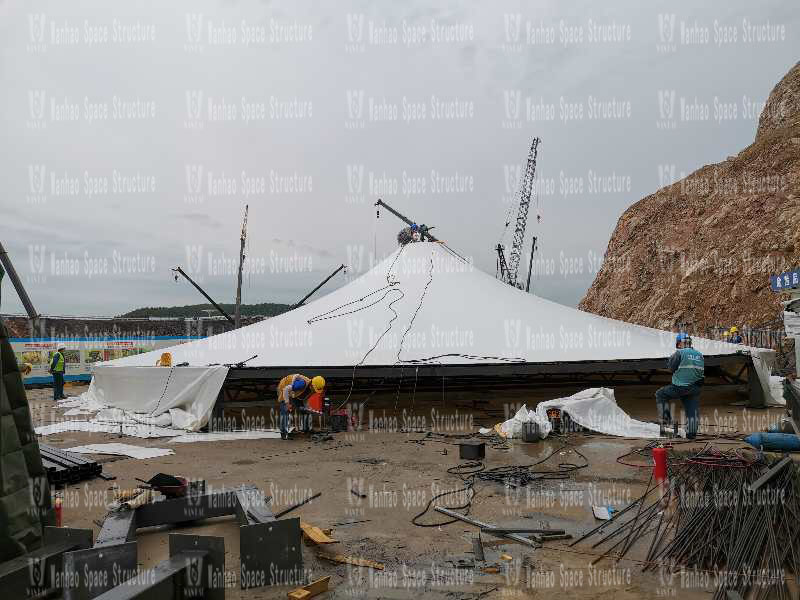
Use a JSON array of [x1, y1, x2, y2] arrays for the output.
[[107, 242, 745, 368]]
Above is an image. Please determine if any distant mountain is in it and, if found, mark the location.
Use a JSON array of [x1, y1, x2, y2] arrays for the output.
[[118, 302, 291, 319], [581, 62, 800, 333]]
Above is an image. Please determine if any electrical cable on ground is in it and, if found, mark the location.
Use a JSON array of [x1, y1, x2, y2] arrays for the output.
[[411, 438, 589, 528]]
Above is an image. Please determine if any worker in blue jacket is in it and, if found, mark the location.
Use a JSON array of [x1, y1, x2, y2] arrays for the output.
[[49, 346, 67, 401], [656, 333, 704, 439]]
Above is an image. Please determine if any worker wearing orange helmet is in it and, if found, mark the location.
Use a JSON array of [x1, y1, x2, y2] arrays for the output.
[[276, 374, 326, 439]]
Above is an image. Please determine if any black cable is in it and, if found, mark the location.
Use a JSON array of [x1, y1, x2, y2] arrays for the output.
[[411, 439, 589, 527], [411, 461, 484, 527], [306, 286, 400, 323], [313, 245, 524, 412]]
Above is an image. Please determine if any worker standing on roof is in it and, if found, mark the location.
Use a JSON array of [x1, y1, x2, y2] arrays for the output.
[[49, 346, 66, 401], [655, 333, 704, 439], [276, 374, 326, 439], [728, 326, 743, 344]]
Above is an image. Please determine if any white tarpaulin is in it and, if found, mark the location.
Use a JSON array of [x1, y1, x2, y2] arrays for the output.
[[74, 365, 228, 432], [482, 388, 660, 439]]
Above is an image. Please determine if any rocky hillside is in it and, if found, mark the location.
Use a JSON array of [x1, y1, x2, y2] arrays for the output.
[[580, 62, 800, 337]]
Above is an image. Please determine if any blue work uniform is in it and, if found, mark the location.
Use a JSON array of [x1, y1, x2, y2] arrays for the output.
[[656, 348, 704, 438]]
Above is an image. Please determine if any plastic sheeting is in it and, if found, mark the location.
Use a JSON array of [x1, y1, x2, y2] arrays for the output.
[[66, 443, 174, 459], [481, 388, 660, 439], [35, 420, 186, 438], [77, 365, 228, 432]]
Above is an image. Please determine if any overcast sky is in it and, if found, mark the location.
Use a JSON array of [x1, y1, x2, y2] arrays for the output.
[[1, 0, 797, 316]]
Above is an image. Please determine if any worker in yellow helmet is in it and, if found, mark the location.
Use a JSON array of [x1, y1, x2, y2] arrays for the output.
[[276, 374, 326, 439], [728, 326, 743, 344]]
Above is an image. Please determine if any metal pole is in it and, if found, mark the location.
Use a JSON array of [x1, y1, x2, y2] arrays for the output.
[[374, 199, 439, 242], [0, 240, 39, 320], [172, 267, 235, 324], [234, 205, 248, 328], [434, 506, 538, 548], [293, 264, 346, 308], [525, 236, 537, 293]]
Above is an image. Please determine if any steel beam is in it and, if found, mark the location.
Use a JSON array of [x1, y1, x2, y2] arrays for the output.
[[171, 266, 234, 324], [95, 509, 137, 546], [293, 264, 346, 308], [135, 488, 241, 528], [0, 527, 92, 599], [63, 509, 138, 600], [0, 240, 39, 320], [232, 485, 302, 589], [239, 518, 302, 589], [93, 534, 225, 600], [63, 542, 137, 600]]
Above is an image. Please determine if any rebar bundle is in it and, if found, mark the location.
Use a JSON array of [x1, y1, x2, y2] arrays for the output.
[[573, 446, 800, 599]]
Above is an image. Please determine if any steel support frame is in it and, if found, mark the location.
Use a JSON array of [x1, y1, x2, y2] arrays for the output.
[[0, 526, 92, 599], [63, 484, 301, 599], [93, 534, 225, 600], [227, 353, 749, 381], [224, 354, 759, 401]]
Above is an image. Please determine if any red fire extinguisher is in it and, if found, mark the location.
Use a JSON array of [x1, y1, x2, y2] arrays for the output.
[[54, 493, 63, 527], [652, 446, 669, 504], [652, 446, 668, 484]]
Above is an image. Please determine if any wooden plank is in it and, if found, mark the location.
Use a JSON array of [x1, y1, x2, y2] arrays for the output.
[[300, 521, 336, 544], [318, 553, 383, 570], [287, 576, 330, 600]]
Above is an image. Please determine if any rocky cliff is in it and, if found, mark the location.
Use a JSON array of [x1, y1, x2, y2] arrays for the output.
[[580, 62, 800, 337]]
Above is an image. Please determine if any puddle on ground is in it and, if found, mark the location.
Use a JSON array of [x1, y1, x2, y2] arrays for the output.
[[577, 440, 630, 454]]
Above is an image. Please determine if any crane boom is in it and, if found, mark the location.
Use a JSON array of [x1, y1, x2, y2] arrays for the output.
[[504, 137, 540, 288]]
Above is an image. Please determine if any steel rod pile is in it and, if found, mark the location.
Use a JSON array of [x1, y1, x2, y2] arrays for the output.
[[573, 446, 800, 599]]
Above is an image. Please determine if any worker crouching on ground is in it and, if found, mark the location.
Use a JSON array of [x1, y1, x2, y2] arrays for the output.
[[49, 346, 67, 401], [656, 333, 705, 439], [276, 374, 326, 439]]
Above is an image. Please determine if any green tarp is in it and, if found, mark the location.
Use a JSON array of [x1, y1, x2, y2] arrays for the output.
[[0, 305, 54, 561]]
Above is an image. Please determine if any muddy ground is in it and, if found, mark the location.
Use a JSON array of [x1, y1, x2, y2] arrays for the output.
[[28, 382, 787, 599]]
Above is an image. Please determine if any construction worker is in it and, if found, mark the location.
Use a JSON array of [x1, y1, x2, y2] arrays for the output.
[[655, 333, 704, 439], [728, 326, 743, 344], [276, 374, 326, 439], [49, 346, 67, 401]]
